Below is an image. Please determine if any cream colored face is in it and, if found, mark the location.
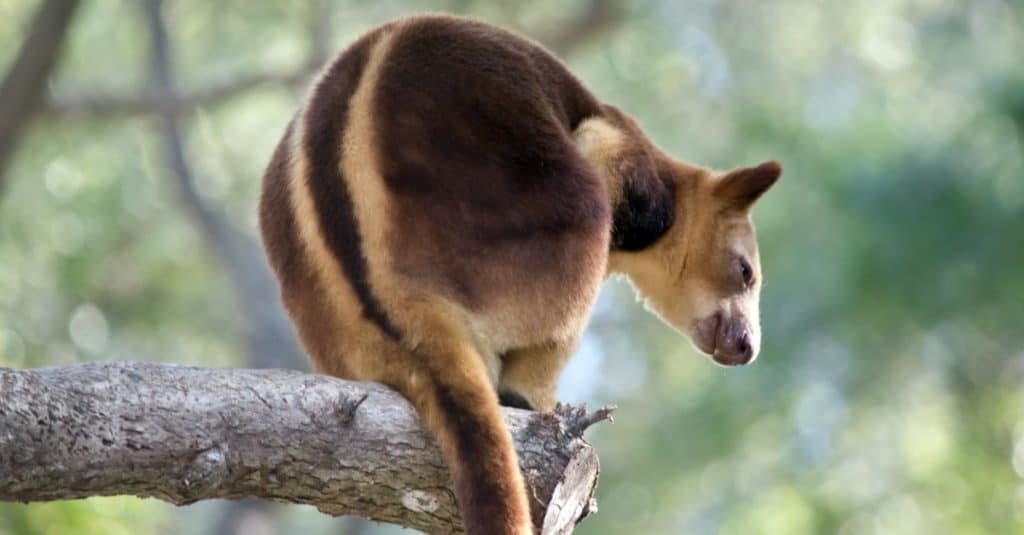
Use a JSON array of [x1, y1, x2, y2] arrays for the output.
[[620, 161, 780, 366], [670, 208, 764, 366]]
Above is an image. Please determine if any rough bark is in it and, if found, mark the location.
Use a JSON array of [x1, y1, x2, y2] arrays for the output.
[[0, 362, 610, 535]]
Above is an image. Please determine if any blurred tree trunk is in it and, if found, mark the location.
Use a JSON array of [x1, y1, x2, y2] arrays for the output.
[[141, 0, 306, 374], [0, 0, 80, 196], [141, 1, 308, 531]]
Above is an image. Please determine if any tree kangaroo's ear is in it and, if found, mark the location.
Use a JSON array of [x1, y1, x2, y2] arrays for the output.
[[612, 154, 675, 251], [714, 160, 782, 212]]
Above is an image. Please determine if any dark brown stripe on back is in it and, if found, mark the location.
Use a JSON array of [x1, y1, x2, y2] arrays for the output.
[[303, 31, 401, 341]]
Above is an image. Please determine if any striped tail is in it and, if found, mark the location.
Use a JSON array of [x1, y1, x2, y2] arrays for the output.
[[399, 361, 533, 534]]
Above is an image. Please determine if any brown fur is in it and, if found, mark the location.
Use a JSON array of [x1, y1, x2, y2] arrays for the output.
[[259, 14, 779, 534]]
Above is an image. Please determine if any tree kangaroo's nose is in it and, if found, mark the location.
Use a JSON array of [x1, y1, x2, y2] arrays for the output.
[[714, 316, 754, 366]]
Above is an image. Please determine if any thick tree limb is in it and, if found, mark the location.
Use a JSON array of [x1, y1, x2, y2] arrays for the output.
[[0, 362, 609, 534]]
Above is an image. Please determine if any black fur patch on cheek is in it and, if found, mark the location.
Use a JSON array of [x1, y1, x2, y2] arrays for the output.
[[611, 180, 675, 251], [498, 391, 534, 411]]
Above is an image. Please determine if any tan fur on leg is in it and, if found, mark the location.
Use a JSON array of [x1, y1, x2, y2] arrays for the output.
[[499, 338, 578, 412]]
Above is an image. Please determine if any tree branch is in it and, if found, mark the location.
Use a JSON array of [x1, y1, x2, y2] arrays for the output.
[[44, 0, 330, 121], [46, 1, 622, 122], [44, 68, 314, 120], [0, 0, 80, 193], [0, 362, 607, 535]]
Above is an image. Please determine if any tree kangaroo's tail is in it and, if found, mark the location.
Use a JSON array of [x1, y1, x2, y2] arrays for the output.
[[397, 360, 533, 535]]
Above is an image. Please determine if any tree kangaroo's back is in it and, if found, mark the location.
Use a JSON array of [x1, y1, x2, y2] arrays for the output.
[[260, 14, 780, 534]]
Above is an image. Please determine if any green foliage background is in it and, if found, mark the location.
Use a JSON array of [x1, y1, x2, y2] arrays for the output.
[[2, 0, 1023, 533]]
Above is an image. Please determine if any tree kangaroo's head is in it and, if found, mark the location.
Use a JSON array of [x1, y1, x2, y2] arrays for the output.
[[612, 160, 781, 366]]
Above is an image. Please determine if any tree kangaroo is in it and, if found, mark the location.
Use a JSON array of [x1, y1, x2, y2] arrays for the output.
[[259, 14, 781, 534]]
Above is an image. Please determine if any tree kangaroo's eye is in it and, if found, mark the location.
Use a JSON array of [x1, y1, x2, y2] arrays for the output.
[[738, 257, 754, 287]]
